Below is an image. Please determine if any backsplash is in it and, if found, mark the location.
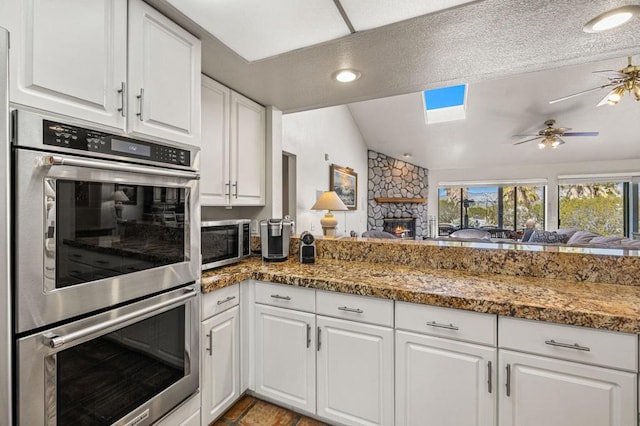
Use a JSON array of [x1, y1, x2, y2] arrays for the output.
[[289, 236, 640, 286]]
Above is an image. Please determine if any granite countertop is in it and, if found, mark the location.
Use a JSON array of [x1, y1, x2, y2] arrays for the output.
[[202, 256, 640, 334]]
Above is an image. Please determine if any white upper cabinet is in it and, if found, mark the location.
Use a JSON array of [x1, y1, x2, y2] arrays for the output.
[[128, 0, 201, 146], [2, 0, 201, 147], [200, 75, 230, 205], [200, 77, 265, 206], [229, 92, 265, 205], [3, 0, 127, 129]]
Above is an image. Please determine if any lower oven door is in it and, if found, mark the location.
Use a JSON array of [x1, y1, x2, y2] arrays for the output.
[[16, 284, 200, 426]]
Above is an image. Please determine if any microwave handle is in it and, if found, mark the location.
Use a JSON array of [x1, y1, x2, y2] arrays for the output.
[[41, 155, 200, 180], [44, 288, 197, 349]]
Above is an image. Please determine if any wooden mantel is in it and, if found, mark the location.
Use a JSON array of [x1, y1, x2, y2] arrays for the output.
[[374, 197, 426, 204]]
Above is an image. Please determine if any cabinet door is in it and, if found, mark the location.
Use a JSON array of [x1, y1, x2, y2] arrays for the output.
[[201, 306, 240, 426], [200, 75, 231, 206], [4, 0, 127, 129], [254, 304, 316, 414], [128, 0, 201, 146], [395, 330, 496, 426], [499, 349, 636, 426], [317, 316, 394, 426], [229, 91, 265, 205]]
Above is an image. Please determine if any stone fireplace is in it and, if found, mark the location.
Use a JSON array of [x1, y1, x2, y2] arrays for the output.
[[367, 151, 428, 238]]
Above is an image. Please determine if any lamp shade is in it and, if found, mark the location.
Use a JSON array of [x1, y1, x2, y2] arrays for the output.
[[112, 190, 130, 203], [311, 191, 348, 211]]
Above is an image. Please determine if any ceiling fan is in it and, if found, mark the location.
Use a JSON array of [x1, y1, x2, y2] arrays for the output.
[[549, 56, 640, 106], [512, 119, 599, 149]]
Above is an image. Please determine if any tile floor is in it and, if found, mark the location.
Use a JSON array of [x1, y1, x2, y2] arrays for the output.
[[212, 395, 329, 426]]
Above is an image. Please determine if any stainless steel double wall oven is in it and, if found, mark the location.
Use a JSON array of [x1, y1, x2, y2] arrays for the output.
[[12, 110, 201, 425]]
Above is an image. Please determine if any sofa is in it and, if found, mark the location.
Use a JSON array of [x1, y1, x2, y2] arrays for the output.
[[522, 228, 640, 249]]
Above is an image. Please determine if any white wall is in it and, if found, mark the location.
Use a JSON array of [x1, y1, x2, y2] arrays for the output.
[[282, 105, 368, 237], [429, 158, 640, 230]]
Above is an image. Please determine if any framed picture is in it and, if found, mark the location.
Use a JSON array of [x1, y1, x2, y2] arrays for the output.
[[330, 164, 357, 210], [114, 184, 137, 205]]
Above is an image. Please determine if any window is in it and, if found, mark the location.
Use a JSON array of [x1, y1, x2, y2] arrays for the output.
[[558, 181, 625, 236], [438, 185, 545, 235]]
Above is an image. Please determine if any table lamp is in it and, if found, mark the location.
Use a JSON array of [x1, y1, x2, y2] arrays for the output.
[[311, 191, 348, 237]]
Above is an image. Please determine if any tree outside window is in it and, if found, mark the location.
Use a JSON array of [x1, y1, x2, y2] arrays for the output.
[[558, 182, 624, 236]]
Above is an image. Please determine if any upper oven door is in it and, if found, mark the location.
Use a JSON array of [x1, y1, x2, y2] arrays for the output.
[[14, 149, 201, 333]]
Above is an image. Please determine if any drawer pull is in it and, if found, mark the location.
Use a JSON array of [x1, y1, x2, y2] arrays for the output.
[[487, 361, 492, 394], [426, 321, 459, 331], [206, 330, 213, 356], [545, 339, 591, 352], [270, 294, 291, 301], [216, 296, 236, 305], [306, 324, 311, 349], [505, 364, 511, 397], [338, 306, 364, 314]]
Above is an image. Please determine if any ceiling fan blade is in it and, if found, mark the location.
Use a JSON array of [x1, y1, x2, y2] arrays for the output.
[[596, 88, 616, 107], [563, 131, 599, 137], [555, 136, 567, 146], [549, 84, 613, 104], [513, 136, 542, 145], [512, 134, 538, 137], [592, 70, 628, 80], [553, 127, 572, 134]]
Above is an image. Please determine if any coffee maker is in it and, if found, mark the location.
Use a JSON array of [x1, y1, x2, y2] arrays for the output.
[[260, 218, 294, 262]]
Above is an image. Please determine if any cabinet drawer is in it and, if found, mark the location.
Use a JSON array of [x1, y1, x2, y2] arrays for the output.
[[202, 284, 239, 320], [396, 302, 497, 346], [255, 282, 315, 313], [499, 317, 638, 372], [316, 290, 393, 327]]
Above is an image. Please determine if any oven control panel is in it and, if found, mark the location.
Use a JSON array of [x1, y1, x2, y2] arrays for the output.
[[42, 120, 191, 167]]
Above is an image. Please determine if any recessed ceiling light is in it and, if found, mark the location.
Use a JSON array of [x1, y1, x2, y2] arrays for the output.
[[583, 6, 640, 33], [402, 153, 412, 159], [333, 69, 361, 83]]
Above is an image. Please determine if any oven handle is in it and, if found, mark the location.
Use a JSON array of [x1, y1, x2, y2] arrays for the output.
[[44, 288, 197, 349], [41, 154, 200, 180]]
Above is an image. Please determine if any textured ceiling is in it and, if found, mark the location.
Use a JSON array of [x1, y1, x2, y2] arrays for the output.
[[146, 0, 639, 113]]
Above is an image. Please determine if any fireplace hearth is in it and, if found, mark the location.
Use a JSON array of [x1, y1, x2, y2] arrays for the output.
[[383, 218, 416, 239]]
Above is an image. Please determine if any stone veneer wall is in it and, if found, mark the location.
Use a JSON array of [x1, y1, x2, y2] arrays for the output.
[[368, 150, 428, 238]]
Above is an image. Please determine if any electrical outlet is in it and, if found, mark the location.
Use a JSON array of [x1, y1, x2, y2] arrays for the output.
[[310, 223, 315, 231]]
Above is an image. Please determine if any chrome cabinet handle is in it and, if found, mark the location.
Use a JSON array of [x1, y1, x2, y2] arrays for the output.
[[217, 296, 236, 305], [206, 330, 213, 356], [426, 321, 459, 331], [317, 326, 321, 351], [338, 306, 363, 314], [270, 294, 291, 301], [232, 181, 238, 198], [505, 364, 511, 397], [117, 81, 126, 117], [487, 361, 492, 394], [136, 88, 144, 121], [545, 339, 591, 351], [44, 288, 197, 349], [306, 324, 311, 348], [225, 181, 231, 198], [41, 154, 199, 180]]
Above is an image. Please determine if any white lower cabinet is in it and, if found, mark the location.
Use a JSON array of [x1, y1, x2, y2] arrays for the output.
[[395, 330, 496, 426], [499, 350, 636, 426], [254, 303, 317, 414], [316, 315, 394, 426]]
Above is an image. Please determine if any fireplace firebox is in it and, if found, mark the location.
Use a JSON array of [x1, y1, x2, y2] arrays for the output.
[[383, 218, 416, 239]]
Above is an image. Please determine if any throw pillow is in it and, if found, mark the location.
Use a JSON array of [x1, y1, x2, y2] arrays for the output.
[[566, 231, 601, 246], [528, 230, 567, 244]]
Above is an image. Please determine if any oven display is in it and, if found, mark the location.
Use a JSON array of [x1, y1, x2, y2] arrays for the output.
[[111, 138, 151, 157], [42, 119, 191, 167]]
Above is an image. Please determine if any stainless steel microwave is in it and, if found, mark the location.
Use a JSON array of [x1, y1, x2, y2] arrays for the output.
[[201, 219, 251, 270]]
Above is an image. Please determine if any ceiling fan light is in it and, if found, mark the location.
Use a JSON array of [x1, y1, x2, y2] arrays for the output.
[[634, 84, 640, 101], [537, 141, 545, 149], [551, 139, 560, 148]]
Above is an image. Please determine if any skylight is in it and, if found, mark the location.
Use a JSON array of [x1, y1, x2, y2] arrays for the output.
[[423, 84, 467, 124]]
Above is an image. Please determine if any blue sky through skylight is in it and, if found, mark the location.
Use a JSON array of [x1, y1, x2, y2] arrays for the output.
[[424, 84, 466, 110]]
